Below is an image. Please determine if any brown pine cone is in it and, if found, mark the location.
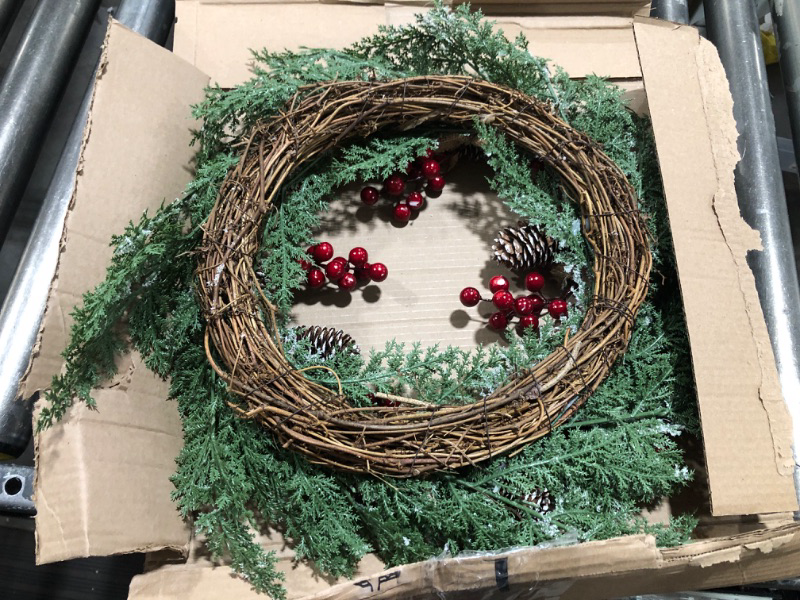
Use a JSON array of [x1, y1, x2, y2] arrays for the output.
[[298, 326, 359, 358], [492, 222, 557, 272]]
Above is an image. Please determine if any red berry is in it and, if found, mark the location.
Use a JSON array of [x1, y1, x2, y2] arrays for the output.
[[525, 272, 545, 292], [514, 296, 533, 316], [427, 175, 445, 192], [548, 299, 568, 318], [348, 247, 368, 267], [298, 259, 312, 271], [460, 287, 481, 307], [338, 272, 357, 291], [360, 186, 380, 206], [405, 161, 417, 176], [307, 245, 316, 257], [406, 191, 425, 210], [325, 260, 346, 281], [393, 203, 412, 222], [331, 256, 349, 269], [488, 312, 508, 330], [493, 290, 514, 311], [489, 275, 510, 294], [421, 158, 441, 179], [384, 174, 405, 196], [312, 242, 334, 263], [529, 293, 546, 313], [355, 262, 372, 280], [368, 392, 398, 407], [369, 262, 388, 282], [425, 148, 436, 158], [307, 268, 325, 288], [518, 315, 539, 332]]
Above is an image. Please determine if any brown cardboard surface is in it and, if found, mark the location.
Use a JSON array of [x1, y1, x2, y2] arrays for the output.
[[292, 167, 524, 352], [29, 21, 209, 562], [35, 354, 187, 563], [174, 1, 386, 87], [493, 16, 640, 80], [129, 530, 384, 600], [23, 21, 210, 398], [129, 523, 800, 599], [175, 1, 642, 87], [634, 18, 797, 516], [464, 2, 652, 18]]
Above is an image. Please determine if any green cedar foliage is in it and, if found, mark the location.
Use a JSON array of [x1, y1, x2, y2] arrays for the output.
[[39, 3, 699, 597], [259, 136, 434, 314]]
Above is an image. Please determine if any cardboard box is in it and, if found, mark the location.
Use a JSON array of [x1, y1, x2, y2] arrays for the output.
[[25, 1, 800, 598]]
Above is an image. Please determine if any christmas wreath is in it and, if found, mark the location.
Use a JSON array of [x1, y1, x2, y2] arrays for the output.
[[39, 4, 699, 597], [202, 75, 650, 476]]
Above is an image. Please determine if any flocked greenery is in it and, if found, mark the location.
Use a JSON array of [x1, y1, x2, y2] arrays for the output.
[[37, 4, 699, 598]]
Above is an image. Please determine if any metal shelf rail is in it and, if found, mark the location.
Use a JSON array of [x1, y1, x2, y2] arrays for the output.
[[0, 0, 175, 471], [653, 0, 690, 23]]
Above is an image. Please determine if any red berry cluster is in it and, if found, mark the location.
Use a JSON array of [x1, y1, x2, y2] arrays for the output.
[[360, 149, 448, 223], [367, 392, 399, 408], [302, 242, 388, 291], [459, 273, 568, 334]]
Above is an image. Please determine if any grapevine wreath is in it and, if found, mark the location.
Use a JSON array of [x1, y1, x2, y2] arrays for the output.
[[201, 76, 650, 476], [40, 5, 699, 597]]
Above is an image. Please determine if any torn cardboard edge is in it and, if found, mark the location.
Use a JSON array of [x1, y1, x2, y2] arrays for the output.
[[18, 19, 112, 405], [633, 17, 797, 516], [30, 20, 208, 564], [128, 523, 800, 600], [31, 19, 111, 561]]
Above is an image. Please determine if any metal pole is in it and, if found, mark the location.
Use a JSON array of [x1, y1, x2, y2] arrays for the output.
[[770, 1, 800, 179], [0, 0, 101, 248], [0, 0, 175, 459], [115, 0, 174, 46], [652, 0, 690, 24], [0, 0, 22, 52], [705, 0, 800, 506]]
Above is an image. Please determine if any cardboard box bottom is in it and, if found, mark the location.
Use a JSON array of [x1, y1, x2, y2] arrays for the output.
[[126, 523, 800, 600]]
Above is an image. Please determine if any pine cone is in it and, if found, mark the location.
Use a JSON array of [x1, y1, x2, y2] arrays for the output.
[[497, 486, 554, 517], [522, 488, 554, 514], [434, 135, 485, 169], [492, 222, 557, 272], [298, 326, 359, 358], [455, 141, 486, 163]]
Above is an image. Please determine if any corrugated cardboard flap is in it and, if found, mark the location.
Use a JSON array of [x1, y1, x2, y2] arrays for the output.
[[634, 17, 797, 516], [31, 20, 210, 563], [175, 1, 644, 87], [35, 353, 187, 563], [129, 523, 800, 599]]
